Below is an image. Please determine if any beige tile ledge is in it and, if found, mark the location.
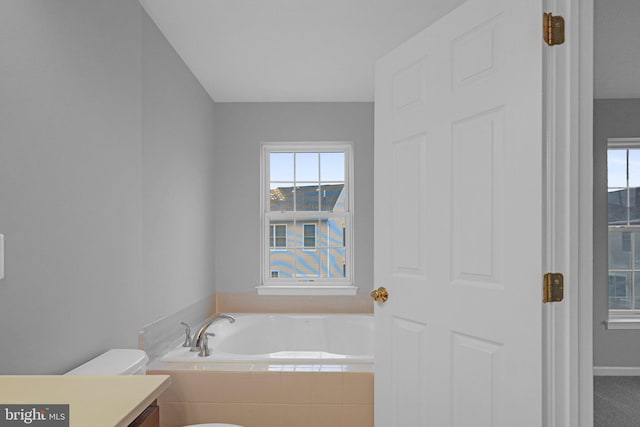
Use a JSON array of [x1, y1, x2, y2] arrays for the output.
[[215, 291, 373, 314], [147, 359, 373, 373]]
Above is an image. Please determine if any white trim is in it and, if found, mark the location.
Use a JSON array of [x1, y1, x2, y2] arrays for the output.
[[605, 318, 640, 330], [256, 285, 358, 296], [543, 0, 594, 425], [577, 0, 594, 425], [607, 137, 640, 148], [260, 142, 355, 288], [593, 366, 640, 376]]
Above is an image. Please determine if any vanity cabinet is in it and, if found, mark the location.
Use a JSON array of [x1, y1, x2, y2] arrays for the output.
[[128, 400, 159, 427], [0, 375, 170, 427]]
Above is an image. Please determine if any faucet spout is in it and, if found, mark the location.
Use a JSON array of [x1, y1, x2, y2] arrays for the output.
[[191, 314, 236, 352]]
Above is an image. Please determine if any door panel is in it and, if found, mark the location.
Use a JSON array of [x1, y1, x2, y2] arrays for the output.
[[374, 0, 543, 425]]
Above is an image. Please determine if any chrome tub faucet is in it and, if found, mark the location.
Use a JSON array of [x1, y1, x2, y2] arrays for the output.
[[191, 314, 236, 355]]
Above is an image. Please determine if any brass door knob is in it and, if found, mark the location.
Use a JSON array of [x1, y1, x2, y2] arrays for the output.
[[371, 287, 388, 302]]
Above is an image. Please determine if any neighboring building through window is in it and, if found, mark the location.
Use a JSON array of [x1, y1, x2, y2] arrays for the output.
[[260, 142, 353, 292], [608, 140, 640, 312]]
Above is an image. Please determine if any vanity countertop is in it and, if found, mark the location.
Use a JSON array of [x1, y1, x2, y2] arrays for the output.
[[0, 374, 170, 427]]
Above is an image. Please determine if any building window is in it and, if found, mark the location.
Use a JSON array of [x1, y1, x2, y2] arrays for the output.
[[260, 142, 354, 294], [270, 224, 287, 249], [303, 223, 316, 249], [608, 140, 640, 314]]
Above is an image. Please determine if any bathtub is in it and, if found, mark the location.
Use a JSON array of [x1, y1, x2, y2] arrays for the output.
[[160, 313, 374, 364]]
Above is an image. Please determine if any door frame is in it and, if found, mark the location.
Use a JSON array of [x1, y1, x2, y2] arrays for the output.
[[556, 0, 594, 425], [544, 0, 593, 425], [576, 0, 594, 425]]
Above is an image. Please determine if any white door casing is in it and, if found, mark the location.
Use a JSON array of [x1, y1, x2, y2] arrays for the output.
[[374, 0, 544, 425]]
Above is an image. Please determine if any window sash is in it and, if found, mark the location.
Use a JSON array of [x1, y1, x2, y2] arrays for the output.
[[261, 143, 353, 288], [607, 139, 640, 315], [263, 212, 351, 284]]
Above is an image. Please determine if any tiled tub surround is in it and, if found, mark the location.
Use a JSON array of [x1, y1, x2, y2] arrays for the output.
[[147, 364, 373, 427], [140, 297, 375, 426], [147, 312, 374, 427]]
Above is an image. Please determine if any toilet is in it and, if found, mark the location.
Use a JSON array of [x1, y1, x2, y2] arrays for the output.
[[64, 349, 149, 375], [65, 351, 242, 427]]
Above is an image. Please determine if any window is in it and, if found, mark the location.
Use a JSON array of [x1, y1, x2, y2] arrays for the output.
[[259, 142, 354, 295], [303, 223, 316, 249], [270, 224, 287, 249], [607, 139, 640, 320]]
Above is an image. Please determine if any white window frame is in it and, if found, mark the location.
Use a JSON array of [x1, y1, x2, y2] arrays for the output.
[[606, 138, 640, 329], [258, 141, 356, 296]]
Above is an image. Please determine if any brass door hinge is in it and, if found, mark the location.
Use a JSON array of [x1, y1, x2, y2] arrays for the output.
[[543, 273, 564, 303], [544, 12, 565, 46]]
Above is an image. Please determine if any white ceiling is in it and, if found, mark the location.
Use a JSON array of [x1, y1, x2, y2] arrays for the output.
[[140, 0, 640, 102], [139, 0, 465, 102]]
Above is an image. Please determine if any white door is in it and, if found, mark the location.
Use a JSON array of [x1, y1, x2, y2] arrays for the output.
[[374, 0, 543, 426]]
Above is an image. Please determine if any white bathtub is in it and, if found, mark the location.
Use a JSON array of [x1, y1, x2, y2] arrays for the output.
[[160, 313, 373, 364]]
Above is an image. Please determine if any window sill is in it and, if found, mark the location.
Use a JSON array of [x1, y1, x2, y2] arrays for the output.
[[605, 318, 640, 330], [256, 285, 358, 296]]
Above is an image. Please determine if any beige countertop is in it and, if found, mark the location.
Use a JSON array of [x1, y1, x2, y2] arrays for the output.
[[0, 375, 170, 427]]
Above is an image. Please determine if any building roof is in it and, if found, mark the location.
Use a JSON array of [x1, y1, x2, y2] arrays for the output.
[[608, 187, 640, 225], [270, 184, 344, 212]]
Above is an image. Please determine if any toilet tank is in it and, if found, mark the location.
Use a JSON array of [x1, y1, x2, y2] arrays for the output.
[[64, 349, 149, 375]]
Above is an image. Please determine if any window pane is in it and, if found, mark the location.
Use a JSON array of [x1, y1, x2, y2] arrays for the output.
[[629, 149, 640, 187], [608, 189, 628, 225], [609, 271, 632, 309], [296, 153, 319, 182], [320, 184, 345, 212], [609, 230, 633, 269], [316, 218, 346, 248], [320, 152, 345, 181], [608, 149, 627, 188], [269, 251, 294, 278], [293, 249, 320, 278], [635, 272, 640, 310], [631, 189, 640, 225], [296, 185, 320, 211], [270, 152, 294, 181], [320, 247, 346, 278], [270, 183, 294, 211]]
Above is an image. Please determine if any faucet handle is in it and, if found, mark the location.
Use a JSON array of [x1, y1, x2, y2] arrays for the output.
[[198, 332, 215, 357], [180, 322, 192, 347]]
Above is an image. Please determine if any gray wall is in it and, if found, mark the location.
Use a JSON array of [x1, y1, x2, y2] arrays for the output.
[[0, 1, 216, 374], [593, 98, 640, 366], [213, 103, 374, 294], [141, 12, 217, 315]]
